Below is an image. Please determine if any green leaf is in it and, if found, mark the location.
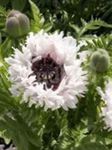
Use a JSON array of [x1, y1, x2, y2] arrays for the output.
[[29, 0, 44, 32], [12, 113, 41, 148], [69, 23, 80, 34], [76, 142, 109, 150], [0, 87, 17, 111], [80, 19, 112, 36], [0, 72, 10, 93], [0, 6, 7, 16], [0, 116, 29, 150], [29, 0, 40, 22], [70, 18, 112, 38], [0, 37, 12, 58], [11, 0, 27, 11], [43, 22, 52, 32]]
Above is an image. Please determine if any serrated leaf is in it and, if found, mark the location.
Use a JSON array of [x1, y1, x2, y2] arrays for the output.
[[29, 0, 44, 32], [72, 19, 112, 38], [29, 0, 40, 22]]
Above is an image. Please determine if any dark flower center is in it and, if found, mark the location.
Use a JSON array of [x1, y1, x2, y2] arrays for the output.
[[31, 54, 64, 90]]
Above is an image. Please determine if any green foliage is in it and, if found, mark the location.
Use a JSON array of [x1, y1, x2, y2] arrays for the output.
[[76, 142, 108, 150], [0, 6, 7, 31], [29, 0, 52, 32], [70, 18, 112, 39], [29, 0, 44, 32], [0, 0, 112, 150]]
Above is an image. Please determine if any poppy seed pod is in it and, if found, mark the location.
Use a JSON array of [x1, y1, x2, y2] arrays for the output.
[[6, 10, 30, 38], [90, 49, 110, 73]]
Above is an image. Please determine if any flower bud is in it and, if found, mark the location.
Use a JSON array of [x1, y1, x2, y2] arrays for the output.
[[90, 49, 110, 73], [6, 10, 30, 38]]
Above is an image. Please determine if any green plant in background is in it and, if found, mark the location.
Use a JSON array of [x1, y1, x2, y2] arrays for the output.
[[1, 0, 112, 34], [0, 0, 112, 150]]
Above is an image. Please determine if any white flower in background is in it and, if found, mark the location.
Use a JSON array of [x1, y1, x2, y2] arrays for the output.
[[97, 79, 112, 129], [0, 145, 4, 150], [6, 145, 16, 150], [0, 144, 16, 150], [6, 31, 88, 110]]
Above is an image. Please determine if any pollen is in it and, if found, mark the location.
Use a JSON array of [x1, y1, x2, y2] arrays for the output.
[[31, 54, 64, 90]]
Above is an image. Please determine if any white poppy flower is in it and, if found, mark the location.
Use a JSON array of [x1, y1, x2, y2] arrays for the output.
[[97, 79, 112, 129], [6, 31, 88, 110]]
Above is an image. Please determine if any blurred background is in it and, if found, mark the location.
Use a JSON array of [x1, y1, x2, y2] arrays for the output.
[[0, 0, 112, 35]]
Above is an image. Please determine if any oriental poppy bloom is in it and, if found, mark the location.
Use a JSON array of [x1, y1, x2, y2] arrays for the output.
[[6, 31, 88, 110]]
